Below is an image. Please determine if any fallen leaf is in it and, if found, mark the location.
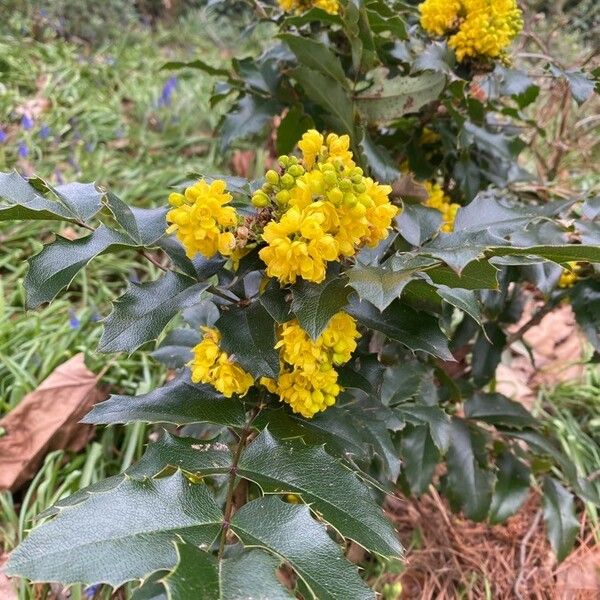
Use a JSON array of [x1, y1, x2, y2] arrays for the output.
[[555, 544, 600, 599], [0, 354, 105, 491]]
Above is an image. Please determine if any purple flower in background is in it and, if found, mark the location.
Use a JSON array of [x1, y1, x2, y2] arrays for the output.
[[68, 154, 80, 173], [114, 126, 125, 139], [39, 123, 51, 139], [0, 129, 7, 144], [54, 168, 64, 184], [68, 309, 81, 329], [84, 584, 101, 598], [18, 141, 28, 157], [158, 76, 178, 107], [21, 114, 34, 130], [85, 141, 95, 153]]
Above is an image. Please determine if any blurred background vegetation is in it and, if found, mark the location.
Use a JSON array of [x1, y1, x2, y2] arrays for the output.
[[0, 1, 597, 598]]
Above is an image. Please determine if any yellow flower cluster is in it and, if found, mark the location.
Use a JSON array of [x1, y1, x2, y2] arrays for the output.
[[254, 130, 399, 284], [190, 327, 254, 398], [558, 262, 582, 288], [423, 182, 460, 233], [166, 179, 239, 259], [419, 0, 523, 62], [262, 312, 360, 418], [277, 0, 339, 15]]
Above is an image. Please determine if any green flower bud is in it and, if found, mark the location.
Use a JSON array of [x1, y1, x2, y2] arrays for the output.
[[276, 190, 290, 205], [280, 173, 295, 188], [278, 155, 290, 168], [288, 164, 305, 177], [265, 169, 279, 185], [252, 191, 269, 207]]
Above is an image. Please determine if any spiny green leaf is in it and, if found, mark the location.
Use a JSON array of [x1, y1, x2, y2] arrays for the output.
[[231, 497, 375, 600], [396, 404, 451, 452], [397, 203, 443, 246], [348, 297, 453, 360], [355, 72, 445, 124], [291, 275, 351, 339], [162, 545, 292, 600], [99, 272, 208, 353], [24, 225, 134, 308], [5, 473, 222, 587], [358, 131, 400, 184], [217, 301, 279, 378], [465, 393, 536, 428], [276, 105, 314, 155], [542, 478, 579, 562], [489, 452, 530, 524], [83, 374, 247, 428], [571, 280, 600, 352], [400, 424, 439, 495], [435, 285, 484, 327]]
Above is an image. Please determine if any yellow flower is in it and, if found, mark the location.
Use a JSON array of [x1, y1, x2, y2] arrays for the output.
[[267, 312, 360, 418], [423, 182, 460, 232], [558, 262, 582, 288], [277, 0, 339, 15], [257, 130, 399, 285], [190, 327, 254, 398], [166, 179, 240, 259], [419, 0, 523, 61]]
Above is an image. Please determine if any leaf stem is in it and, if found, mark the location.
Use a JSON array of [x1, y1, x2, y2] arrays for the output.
[[218, 407, 259, 558]]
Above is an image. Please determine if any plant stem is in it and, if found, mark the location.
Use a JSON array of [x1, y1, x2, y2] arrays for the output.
[[506, 302, 557, 345], [218, 408, 259, 558]]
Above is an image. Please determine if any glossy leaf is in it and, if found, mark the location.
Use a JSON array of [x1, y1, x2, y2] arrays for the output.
[[99, 272, 208, 353], [489, 452, 530, 524], [231, 497, 374, 600], [542, 478, 579, 561], [400, 424, 439, 495], [435, 285, 483, 327], [83, 374, 247, 428], [6, 473, 222, 587], [465, 393, 536, 428]]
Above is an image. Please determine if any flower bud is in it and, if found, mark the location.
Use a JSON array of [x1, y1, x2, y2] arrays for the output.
[[280, 173, 295, 189], [265, 169, 279, 185], [252, 191, 269, 207]]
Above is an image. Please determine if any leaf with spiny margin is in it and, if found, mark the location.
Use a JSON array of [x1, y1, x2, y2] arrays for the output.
[[489, 452, 530, 524], [348, 256, 438, 311], [358, 130, 400, 184], [280, 34, 347, 87], [239, 430, 402, 557], [216, 301, 279, 378], [397, 203, 443, 246], [291, 275, 351, 339], [132, 572, 168, 600], [465, 393, 537, 428], [105, 192, 168, 245], [425, 260, 499, 290], [5, 473, 222, 587], [24, 225, 133, 308], [396, 404, 451, 453], [355, 72, 445, 124], [490, 244, 600, 264], [542, 478, 579, 561], [82, 373, 246, 428], [399, 424, 439, 495], [444, 419, 494, 521], [348, 296, 453, 360], [571, 280, 600, 352], [435, 285, 483, 327], [162, 544, 292, 600], [150, 328, 199, 368], [260, 283, 291, 324], [231, 497, 375, 600], [0, 171, 103, 222], [291, 66, 356, 136], [99, 271, 208, 353]]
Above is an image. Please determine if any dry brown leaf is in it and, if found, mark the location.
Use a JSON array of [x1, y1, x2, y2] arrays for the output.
[[392, 173, 429, 201], [0, 354, 105, 491], [555, 545, 600, 599], [0, 554, 18, 600]]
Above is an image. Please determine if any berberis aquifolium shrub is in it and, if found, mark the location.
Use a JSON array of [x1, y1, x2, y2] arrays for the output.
[[3, 2, 600, 600]]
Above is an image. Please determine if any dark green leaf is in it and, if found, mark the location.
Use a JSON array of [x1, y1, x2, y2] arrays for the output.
[[445, 419, 494, 521], [425, 259, 499, 289], [280, 34, 348, 87], [355, 72, 445, 124], [542, 478, 579, 561], [161, 58, 229, 76], [260, 283, 292, 324], [465, 392, 536, 428], [489, 452, 530, 524], [358, 131, 400, 184], [150, 328, 199, 368], [396, 404, 451, 452], [348, 297, 453, 360], [435, 285, 483, 327], [400, 424, 439, 495], [217, 302, 279, 378], [569, 280, 600, 352], [291, 275, 351, 339], [24, 226, 133, 308], [231, 497, 375, 600], [276, 106, 314, 155], [6, 473, 222, 587], [99, 272, 208, 353], [83, 374, 247, 427], [397, 203, 443, 246], [471, 324, 506, 387]]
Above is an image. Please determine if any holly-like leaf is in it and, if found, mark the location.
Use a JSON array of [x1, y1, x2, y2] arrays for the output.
[[150, 328, 199, 368], [542, 478, 579, 562], [24, 225, 133, 308], [435, 285, 484, 327], [348, 297, 453, 360], [549, 65, 595, 105], [0, 172, 103, 222], [162, 544, 292, 600], [412, 41, 455, 75], [99, 272, 208, 353], [397, 203, 443, 246], [291, 66, 356, 136], [291, 275, 351, 339], [276, 105, 314, 155], [355, 72, 445, 124], [83, 374, 247, 428], [471, 324, 506, 386], [571, 280, 600, 352], [400, 424, 439, 495], [489, 452, 530, 524], [444, 419, 494, 521], [231, 497, 374, 600], [280, 34, 348, 87], [396, 404, 451, 452], [216, 301, 279, 378], [358, 131, 400, 184], [5, 473, 222, 587], [465, 392, 536, 428]]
